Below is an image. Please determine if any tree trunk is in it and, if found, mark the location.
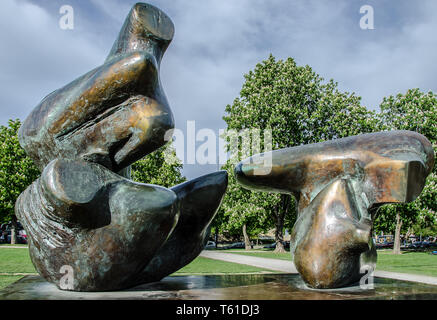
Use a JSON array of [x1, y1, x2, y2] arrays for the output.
[[393, 212, 402, 255], [242, 223, 251, 250], [274, 194, 289, 253], [10, 215, 17, 245], [214, 231, 218, 249]]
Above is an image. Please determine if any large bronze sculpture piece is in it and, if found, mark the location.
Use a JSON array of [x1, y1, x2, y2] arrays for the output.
[[235, 131, 434, 289], [15, 3, 227, 292]]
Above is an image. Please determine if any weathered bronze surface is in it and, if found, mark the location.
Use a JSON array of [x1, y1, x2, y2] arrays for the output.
[[235, 130, 435, 289], [137, 171, 228, 284], [18, 3, 175, 173], [17, 158, 179, 291], [15, 3, 227, 292]]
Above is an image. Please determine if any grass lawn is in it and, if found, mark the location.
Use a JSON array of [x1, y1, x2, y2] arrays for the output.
[[0, 247, 37, 290], [225, 249, 291, 261], [0, 247, 274, 290], [1, 246, 436, 290], [224, 248, 437, 277], [0, 247, 35, 274], [376, 250, 437, 277], [172, 256, 274, 275]]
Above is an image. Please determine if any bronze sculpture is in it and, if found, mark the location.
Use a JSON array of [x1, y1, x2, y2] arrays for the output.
[[12, 0, 434, 294], [15, 3, 227, 292], [235, 130, 435, 289]]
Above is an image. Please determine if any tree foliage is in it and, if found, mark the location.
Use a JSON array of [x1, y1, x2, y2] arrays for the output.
[[0, 119, 185, 224], [219, 54, 379, 250], [374, 89, 437, 237], [0, 119, 40, 223], [131, 143, 186, 188], [216, 162, 283, 240], [223, 54, 378, 147]]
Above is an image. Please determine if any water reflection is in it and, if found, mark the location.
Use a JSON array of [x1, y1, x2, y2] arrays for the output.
[[3, 274, 437, 300], [130, 274, 278, 291]]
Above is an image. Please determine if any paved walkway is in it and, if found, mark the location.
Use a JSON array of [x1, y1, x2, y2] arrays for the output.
[[200, 251, 437, 286], [0, 246, 28, 249], [373, 270, 437, 286], [200, 251, 298, 273], [0, 273, 37, 276]]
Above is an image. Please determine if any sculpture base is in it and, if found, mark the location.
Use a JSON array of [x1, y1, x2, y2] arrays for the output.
[[1, 274, 437, 300]]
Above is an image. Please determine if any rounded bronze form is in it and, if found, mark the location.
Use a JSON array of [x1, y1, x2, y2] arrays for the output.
[[235, 130, 434, 289], [15, 3, 228, 292]]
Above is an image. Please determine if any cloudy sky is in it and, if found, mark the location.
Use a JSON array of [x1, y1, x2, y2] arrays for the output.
[[1, 0, 437, 179]]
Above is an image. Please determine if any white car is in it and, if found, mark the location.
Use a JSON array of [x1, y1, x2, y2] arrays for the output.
[[204, 241, 216, 249]]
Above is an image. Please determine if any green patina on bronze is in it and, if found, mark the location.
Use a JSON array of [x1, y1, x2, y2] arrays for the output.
[[235, 130, 434, 289]]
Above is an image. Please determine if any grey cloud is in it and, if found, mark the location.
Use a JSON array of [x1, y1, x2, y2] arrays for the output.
[[1, 0, 436, 179], [0, 0, 106, 125]]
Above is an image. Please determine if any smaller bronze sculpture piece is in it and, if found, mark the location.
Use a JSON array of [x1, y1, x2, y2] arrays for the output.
[[15, 3, 228, 292], [235, 130, 435, 289]]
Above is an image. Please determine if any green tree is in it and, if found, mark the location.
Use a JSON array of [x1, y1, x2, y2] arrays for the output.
[[375, 89, 437, 254], [220, 54, 379, 252], [131, 142, 186, 188], [0, 119, 40, 243], [217, 161, 280, 249]]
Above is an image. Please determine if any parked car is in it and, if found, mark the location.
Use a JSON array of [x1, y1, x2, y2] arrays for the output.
[[263, 242, 275, 249], [0, 222, 27, 244], [263, 241, 290, 250], [375, 241, 393, 249], [17, 229, 27, 244], [406, 241, 430, 250], [228, 242, 246, 249], [221, 242, 249, 249], [5, 232, 28, 244], [0, 232, 6, 244], [204, 241, 216, 249]]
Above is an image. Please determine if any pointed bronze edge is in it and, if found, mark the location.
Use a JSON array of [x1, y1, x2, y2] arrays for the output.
[[136, 171, 228, 284], [235, 130, 434, 209], [106, 2, 175, 64]]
